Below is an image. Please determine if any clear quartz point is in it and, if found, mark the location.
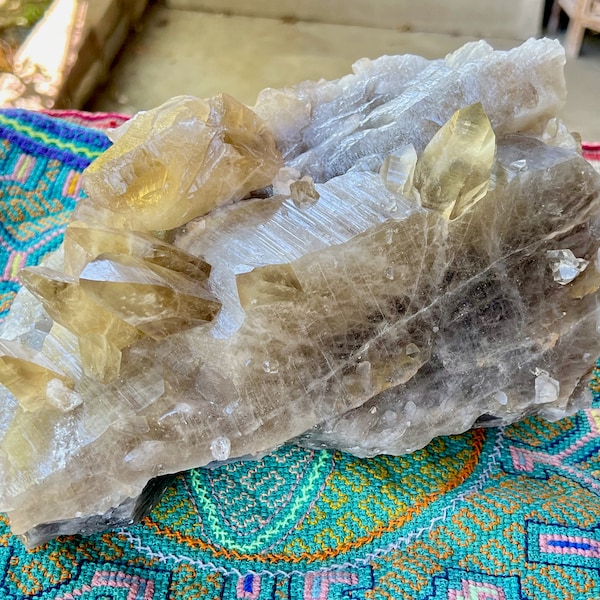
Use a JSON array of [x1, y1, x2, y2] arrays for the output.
[[380, 144, 418, 199], [547, 249, 589, 285], [534, 373, 560, 404]]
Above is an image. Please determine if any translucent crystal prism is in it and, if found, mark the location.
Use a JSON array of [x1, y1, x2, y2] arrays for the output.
[[0, 339, 73, 412], [79, 253, 221, 339], [18, 267, 140, 383], [83, 94, 283, 232], [414, 103, 495, 219], [63, 224, 212, 280], [379, 144, 418, 199], [547, 249, 589, 285]]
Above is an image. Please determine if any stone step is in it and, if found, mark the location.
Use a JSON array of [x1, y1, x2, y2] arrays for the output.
[[167, 0, 544, 39]]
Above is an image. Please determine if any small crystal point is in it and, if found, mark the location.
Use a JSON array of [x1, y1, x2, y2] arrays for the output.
[[534, 373, 560, 404], [272, 166, 302, 195], [405, 343, 420, 357], [290, 177, 320, 208], [509, 159, 528, 171], [380, 144, 418, 198], [210, 436, 231, 461], [414, 102, 495, 219], [0, 339, 73, 412], [541, 117, 580, 150], [493, 390, 509, 405], [237, 264, 303, 309], [547, 249, 589, 285], [79, 253, 221, 339], [262, 360, 279, 374]]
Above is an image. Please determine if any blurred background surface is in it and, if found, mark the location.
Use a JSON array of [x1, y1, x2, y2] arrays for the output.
[[0, 0, 599, 139]]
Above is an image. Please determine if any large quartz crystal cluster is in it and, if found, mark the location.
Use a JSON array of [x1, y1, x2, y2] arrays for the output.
[[2, 38, 600, 546]]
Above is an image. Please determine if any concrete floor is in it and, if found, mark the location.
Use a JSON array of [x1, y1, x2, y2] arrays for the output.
[[88, 1, 600, 141]]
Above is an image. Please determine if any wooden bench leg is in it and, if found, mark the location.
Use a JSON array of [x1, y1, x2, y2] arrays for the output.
[[563, 19, 587, 58], [547, 0, 563, 32]]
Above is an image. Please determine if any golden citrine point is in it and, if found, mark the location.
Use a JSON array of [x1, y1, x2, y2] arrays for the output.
[[79, 253, 221, 339], [414, 102, 495, 220], [18, 267, 140, 383], [82, 94, 283, 232], [0, 339, 74, 412]]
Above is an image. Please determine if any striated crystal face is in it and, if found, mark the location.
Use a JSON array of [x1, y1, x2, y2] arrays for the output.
[[254, 38, 567, 182], [1, 38, 600, 546], [299, 135, 600, 456]]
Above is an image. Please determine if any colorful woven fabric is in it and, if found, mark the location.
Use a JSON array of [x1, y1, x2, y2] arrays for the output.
[[0, 109, 112, 319], [584, 142, 600, 173], [1, 110, 600, 599], [40, 109, 131, 131]]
